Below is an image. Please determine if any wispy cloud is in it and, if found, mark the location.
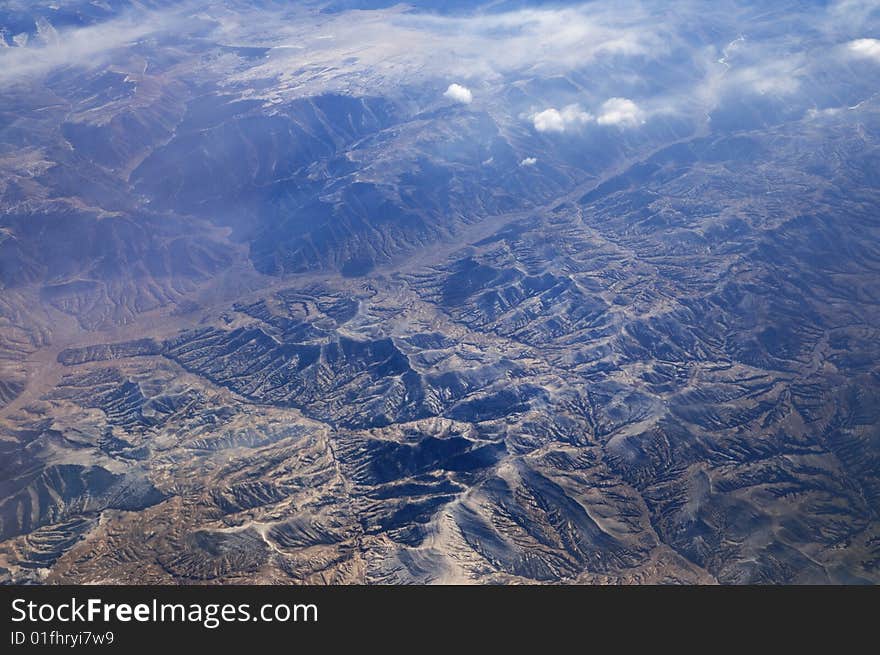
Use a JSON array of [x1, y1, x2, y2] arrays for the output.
[[236, 1, 674, 99], [3, 0, 878, 135], [0, 10, 181, 87], [390, 4, 663, 77]]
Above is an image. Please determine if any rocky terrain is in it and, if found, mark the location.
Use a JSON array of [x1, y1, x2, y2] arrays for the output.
[[1, 0, 879, 584]]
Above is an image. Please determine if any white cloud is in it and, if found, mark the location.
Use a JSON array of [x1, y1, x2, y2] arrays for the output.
[[443, 83, 473, 104], [596, 97, 645, 127], [533, 100, 648, 132], [533, 108, 565, 132], [532, 105, 594, 133], [847, 38, 880, 60], [520, 157, 537, 166]]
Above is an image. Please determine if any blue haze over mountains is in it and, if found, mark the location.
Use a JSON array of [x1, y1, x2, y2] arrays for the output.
[[0, 0, 878, 584]]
